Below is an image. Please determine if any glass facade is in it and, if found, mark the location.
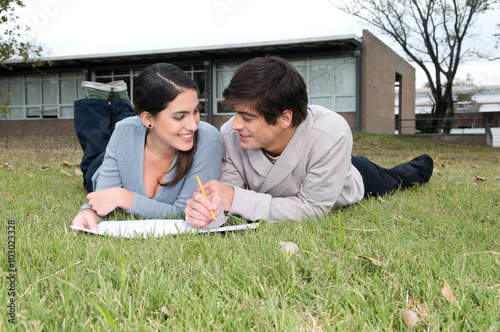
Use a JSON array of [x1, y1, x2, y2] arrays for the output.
[[215, 62, 243, 113], [0, 57, 356, 120], [291, 57, 356, 112], [0, 73, 86, 119], [92, 66, 207, 114], [178, 65, 206, 114], [215, 56, 357, 114], [0, 65, 209, 120]]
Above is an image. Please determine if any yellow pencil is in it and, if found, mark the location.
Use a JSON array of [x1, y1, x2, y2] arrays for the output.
[[196, 175, 217, 222]]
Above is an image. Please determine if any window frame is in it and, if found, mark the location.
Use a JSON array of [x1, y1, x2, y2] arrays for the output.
[[212, 56, 357, 115], [0, 73, 86, 120]]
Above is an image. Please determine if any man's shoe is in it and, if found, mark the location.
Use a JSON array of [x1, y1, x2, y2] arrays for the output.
[[408, 154, 433, 184], [391, 154, 434, 189], [81, 81, 111, 100], [107, 80, 129, 101]]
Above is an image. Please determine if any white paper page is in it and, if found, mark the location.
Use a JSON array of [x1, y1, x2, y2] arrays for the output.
[[70, 219, 259, 238]]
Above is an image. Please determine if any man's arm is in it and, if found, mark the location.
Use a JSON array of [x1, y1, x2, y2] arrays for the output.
[[186, 117, 356, 224], [226, 134, 353, 222], [184, 141, 242, 228], [184, 179, 233, 228]]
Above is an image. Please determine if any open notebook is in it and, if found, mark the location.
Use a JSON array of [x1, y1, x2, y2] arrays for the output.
[[70, 219, 259, 238]]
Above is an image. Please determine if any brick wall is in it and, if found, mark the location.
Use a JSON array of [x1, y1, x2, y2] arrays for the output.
[[0, 119, 76, 136], [1, 32, 417, 137], [0, 111, 361, 137], [361, 30, 415, 134], [415, 134, 489, 146]]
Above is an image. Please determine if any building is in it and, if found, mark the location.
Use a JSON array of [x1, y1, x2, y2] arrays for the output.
[[413, 84, 500, 139], [0, 30, 415, 136], [393, 82, 500, 146], [413, 84, 500, 130]]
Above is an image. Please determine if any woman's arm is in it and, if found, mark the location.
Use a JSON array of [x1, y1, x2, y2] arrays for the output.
[[86, 188, 135, 217], [80, 125, 132, 215], [126, 123, 224, 219], [71, 208, 100, 231]]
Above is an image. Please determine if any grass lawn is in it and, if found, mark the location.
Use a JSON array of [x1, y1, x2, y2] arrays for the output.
[[0, 133, 499, 331]]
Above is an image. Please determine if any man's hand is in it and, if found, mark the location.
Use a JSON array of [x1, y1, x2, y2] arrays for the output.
[[197, 180, 235, 212], [185, 179, 234, 228], [71, 209, 100, 232], [86, 188, 134, 217]]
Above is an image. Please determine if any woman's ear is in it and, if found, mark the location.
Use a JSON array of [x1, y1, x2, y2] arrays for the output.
[[140, 112, 153, 128], [279, 110, 293, 129]]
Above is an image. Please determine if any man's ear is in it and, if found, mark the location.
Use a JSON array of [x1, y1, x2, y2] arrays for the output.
[[279, 110, 293, 129]]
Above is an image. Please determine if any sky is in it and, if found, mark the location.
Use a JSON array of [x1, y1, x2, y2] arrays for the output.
[[15, 0, 500, 88]]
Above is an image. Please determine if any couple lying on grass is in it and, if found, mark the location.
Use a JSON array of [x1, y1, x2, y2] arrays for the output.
[[72, 57, 433, 232]]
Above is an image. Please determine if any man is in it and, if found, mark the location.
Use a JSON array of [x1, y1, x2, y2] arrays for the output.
[[185, 56, 433, 227]]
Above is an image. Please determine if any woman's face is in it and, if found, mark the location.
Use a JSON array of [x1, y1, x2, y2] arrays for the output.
[[145, 89, 200, 153]]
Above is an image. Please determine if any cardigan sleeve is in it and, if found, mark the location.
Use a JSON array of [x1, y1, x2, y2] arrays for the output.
[[79, 124, 126, 212], [79, 120, 223, 220], [125, 124, 224, 219], [93, 128, 125, 191]]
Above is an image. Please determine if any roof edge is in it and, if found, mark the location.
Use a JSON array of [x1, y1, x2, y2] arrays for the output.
[[6, 34, 363, 64]]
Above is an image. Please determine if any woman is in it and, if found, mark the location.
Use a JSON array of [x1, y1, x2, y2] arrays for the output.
[[71, 63, 223, 231]]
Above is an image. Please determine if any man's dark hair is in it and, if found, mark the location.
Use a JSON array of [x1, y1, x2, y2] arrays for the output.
[[222, 56, 308, 127]]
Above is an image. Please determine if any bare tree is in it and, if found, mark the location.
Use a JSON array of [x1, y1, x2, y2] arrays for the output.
[[332, 0, 494, 133], [0, 0, 43, 68], [487, 23, 500, 61]]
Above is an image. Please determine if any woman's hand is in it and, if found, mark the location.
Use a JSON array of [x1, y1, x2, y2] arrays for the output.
[[185, 193, 223, 228], [184, 179, 233, 228], [71, 209, 100, 232], [86, 188, 135, 217]]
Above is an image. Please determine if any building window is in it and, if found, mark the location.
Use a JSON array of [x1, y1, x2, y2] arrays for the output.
[[214, 57, 357, 115], [179, 65, 206, 114], [93, 69, 135, 103], [0, 73, 85, 120], [0, 64, 207, 121], [215, 62, 241, 113], [290, 57, 356, 112], [94, 66, 207, 113]]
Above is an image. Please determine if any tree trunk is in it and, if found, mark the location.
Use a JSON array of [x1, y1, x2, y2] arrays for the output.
[[432, 101, 448, 134], [430, 85, 455, 134], [442, 84, 455, 134], [443, 97, 455, 134]]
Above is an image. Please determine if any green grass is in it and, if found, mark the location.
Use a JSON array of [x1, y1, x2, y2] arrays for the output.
[[1, 134, 499, 331]]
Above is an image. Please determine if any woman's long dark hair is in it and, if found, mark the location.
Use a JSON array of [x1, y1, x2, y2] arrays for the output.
[[133, 63, 199, 188]]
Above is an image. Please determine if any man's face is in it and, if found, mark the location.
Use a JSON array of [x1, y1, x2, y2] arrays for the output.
[[230, 102, 288, 156]]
